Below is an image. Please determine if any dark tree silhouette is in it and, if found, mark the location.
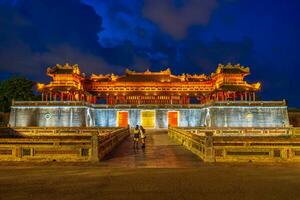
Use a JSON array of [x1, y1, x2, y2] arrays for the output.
[[0, 77, 40, 112]]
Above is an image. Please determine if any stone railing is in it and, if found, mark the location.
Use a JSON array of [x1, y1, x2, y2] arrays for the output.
[[179, 127, 292, 137], [204, 100, 287, 107], [168, 127, 210, 161], [11, 100, 286, 108], [0, 135, 94, 162], [292, 127, 300, 136], [2, 127, 120, 137], [97, 128, 130, 159], [92, 101, 286, 108], [169, 127, 300, 162], [0, 127, 130, 162], [11, 101, 91, 107]]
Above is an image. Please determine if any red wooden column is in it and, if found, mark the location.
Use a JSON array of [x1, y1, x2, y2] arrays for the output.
[[110, 96, 113, 104], [108, 96, 115, 105]]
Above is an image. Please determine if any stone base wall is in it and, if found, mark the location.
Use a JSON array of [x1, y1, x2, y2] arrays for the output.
[[9, 101, 290, 128]]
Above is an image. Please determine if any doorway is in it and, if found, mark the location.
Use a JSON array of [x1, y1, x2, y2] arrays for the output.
[[141, 110, 155, 128], [168, 111, 179, 127], [117, 111, 128, 127]]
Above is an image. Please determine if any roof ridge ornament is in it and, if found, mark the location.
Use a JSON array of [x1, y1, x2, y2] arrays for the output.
[[144, 69, 151, 74], [162, 68, 171, 75], [215, 63, 250, 74], [110, 73, 118, 81], [124, 68, 172, 75], [47, 63, 84, 76], [125, 68, 136, 74]]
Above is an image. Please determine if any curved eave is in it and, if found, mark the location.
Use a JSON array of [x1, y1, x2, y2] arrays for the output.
[[38, 85, 83, 92], [215, 84, 260, 92]]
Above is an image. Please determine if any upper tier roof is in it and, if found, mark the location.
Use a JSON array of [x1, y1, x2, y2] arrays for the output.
[[90, 68, 209, 82], [213, 63, 250, 75], [47, 63, 83, 76], [118, 75, 180, 82]]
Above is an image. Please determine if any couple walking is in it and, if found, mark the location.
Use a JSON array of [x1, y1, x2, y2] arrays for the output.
[[133, 125, 146, 149]]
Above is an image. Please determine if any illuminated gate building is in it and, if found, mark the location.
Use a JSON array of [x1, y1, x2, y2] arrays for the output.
[[9, 63, 290, 128], [36, 63, 260, 104]]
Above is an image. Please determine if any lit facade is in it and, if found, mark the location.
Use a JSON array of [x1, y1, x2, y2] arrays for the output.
[[9, 101, 289, 128], [10, 63, 289, 129], [37, 63, 261, 105]]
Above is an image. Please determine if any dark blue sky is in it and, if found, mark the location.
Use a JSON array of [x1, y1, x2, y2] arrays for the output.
[[0, 0, 299, 107]]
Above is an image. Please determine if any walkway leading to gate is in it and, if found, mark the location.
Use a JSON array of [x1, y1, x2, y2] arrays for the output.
[[101, 129, 202, 167]]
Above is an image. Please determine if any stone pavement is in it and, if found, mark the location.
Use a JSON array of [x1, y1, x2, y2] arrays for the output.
[[1, 164, 300, 200], [2, 129, 300, 199], [101, 129, 202, 167]]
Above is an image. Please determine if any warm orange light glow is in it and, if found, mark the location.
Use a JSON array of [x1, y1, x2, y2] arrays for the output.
[[255, 82, 261, 89], [39, 63, 261, 105], [168, 111, 179, 127], [36, 83, 45, 91], [117, 111, 128, 127]]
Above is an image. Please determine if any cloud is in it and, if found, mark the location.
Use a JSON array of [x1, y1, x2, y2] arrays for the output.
[[143, 0, 218, 39], [0, 0, 133, 78], [181, 37, 254, 72], [136, 32, 254, 74], [0, 0, 253, 78], [83, 0, 156, 48]]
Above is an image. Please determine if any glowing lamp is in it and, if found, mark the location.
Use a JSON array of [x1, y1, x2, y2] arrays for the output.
[[255, 82, 261, 89], [37, 83, 45, 90]]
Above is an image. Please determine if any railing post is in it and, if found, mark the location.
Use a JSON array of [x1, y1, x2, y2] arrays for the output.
[[281, 148, 292, 161], [204, 131, 215, 162], [90, 132, 99, 162]]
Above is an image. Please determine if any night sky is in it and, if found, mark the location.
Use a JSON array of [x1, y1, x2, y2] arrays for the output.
[[0, 0, 299, 107]]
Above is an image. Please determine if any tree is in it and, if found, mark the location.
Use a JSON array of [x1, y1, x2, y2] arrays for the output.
[[0, 77, 40, 112]]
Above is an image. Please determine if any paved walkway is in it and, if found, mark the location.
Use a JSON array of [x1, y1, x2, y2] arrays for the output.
[[101, 129, 202, 167], [2, 130, 300, 199]]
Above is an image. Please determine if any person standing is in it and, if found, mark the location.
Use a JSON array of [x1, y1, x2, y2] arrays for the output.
[[133, 125, 140, 149], [140, 125, 146, 148]]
